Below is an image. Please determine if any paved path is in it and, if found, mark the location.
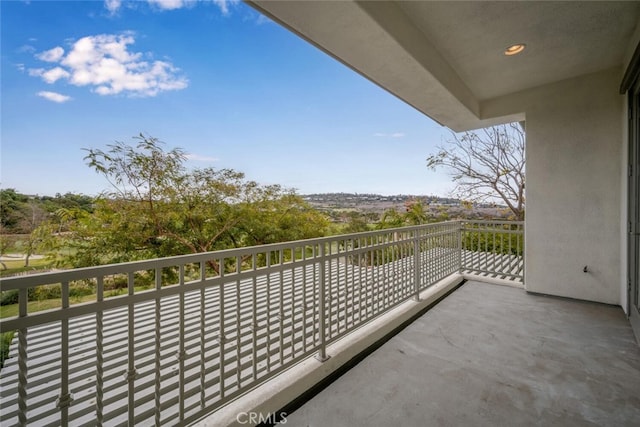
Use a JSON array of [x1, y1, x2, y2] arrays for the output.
[[0, 254, 45, 261]]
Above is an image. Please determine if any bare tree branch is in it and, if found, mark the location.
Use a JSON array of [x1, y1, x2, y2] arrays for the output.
[[426, 123, 525, 220]]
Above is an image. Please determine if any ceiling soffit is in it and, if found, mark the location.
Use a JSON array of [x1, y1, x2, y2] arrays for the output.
[[397, 1, 640, 100], [248, 1, 640, 130]]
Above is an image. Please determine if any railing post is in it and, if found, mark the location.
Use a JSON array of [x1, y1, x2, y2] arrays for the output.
[[458, 221, 463, 273], [17, 288, 28, 427], [96, 277, 105, 427], [57, 282, 73, 427], [315, 243, 330, 362], [413, 229, 421, 301], [520, 222, 525, 284], [125, 273, 137, 427]]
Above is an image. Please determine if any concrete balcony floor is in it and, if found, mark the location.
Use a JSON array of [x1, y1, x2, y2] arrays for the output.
[[284, 281, 640, 427]]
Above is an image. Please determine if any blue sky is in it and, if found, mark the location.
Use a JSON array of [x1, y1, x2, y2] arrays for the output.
[[1, 0, 454, 197]]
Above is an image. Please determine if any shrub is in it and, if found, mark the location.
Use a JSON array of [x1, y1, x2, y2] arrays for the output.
[[0, 331, 15, 370], [0, 290, 19, 306]]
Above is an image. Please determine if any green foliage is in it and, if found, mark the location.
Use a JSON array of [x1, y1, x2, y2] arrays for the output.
[[0, 235, 8, 271], [60, 134, 329, 268], [1, 287, 47, 306], [342, 212, 371, 234], [0, 189, 29, 231], [0, 188, 93, 234], [377, 201, 436, 229], [2, 136, 330, 272], [404, 201, 429, 225], [1, 331, 15, 370], [378, 208, 406, 229], [0, 275, 153, 309], [0, 257, 52, 278], [0, 290, 20, 305], [462, 225, 523, 256]]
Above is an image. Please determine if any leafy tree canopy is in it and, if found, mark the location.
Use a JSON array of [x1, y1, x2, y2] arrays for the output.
[[63, 134, 329, 267], [0, 188, 93, 234], [377, 200, 439, 229]]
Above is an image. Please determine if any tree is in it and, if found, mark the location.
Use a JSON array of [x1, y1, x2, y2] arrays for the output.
[[65, 134, 329, 268], [377, 200, 432, 229], [403, 199, 429, 225], [377, 208, 406, 229], [343, 212, 370, 234], [0, 189, 24, 231], [426, 123, 525, 220], [22, 222, 57, 267], [8, 200, 50, 267], [0, 228, 8, 271], [0, 189, 93, 234]]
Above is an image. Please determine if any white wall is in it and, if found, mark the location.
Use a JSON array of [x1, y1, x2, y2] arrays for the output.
[[484, 68, 624, 304], [482, 35, 639, 308], [522, 69, 623, 304]]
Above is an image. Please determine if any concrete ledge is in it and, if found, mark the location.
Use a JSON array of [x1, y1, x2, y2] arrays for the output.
[[463, 273, 525, 289], [193, 273, 465, 427]]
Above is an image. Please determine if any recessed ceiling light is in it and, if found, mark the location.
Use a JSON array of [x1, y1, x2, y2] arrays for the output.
[[504, 43, 526, 56]]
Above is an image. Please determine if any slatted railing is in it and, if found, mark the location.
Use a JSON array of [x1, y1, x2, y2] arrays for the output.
[[0, 220, 520, 426], [460, 220, 524, 282]]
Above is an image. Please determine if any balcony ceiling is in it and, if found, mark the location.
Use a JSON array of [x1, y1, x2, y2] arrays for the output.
[[248, 1, 640, 131]]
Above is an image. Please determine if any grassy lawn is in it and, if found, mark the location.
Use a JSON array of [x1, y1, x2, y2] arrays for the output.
[[0, 252, 52, 370], [0, 290, 139, 319], [2, 298, 72, 319], [0, 258, 51, 278]]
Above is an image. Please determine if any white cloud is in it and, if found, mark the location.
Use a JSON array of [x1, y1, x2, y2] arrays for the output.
[[41, 67, 71, 83], [36, 46, 65, 62], [212, 0, 230, 15], [146, 0, 236, 14], [37, 91, 72, 103], [104, 0, 121, 14], [18, 45, 36, 53], [148, 0, 186, 10], [28, 68, 44, 77], [15, 63, 26, 72], [185, 153, 219, 162], [373, 132, 406, 138], [100, 0, 239, 15], [29, 33, 188, 97]]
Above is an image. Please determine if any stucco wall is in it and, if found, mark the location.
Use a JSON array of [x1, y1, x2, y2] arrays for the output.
[[523, 69, 623, 304]]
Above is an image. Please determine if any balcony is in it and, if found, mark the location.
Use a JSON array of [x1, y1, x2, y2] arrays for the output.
[[278, 280, 640, 427], [1, 219, 633, 426]]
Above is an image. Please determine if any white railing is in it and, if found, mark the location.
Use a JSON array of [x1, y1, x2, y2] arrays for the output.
[[0, 220, 521, 426], [460, 220, 524, 282]]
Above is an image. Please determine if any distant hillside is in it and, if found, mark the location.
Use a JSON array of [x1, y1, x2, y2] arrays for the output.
[[303, 193, 461, 205], [302, 192, 510, 221]]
